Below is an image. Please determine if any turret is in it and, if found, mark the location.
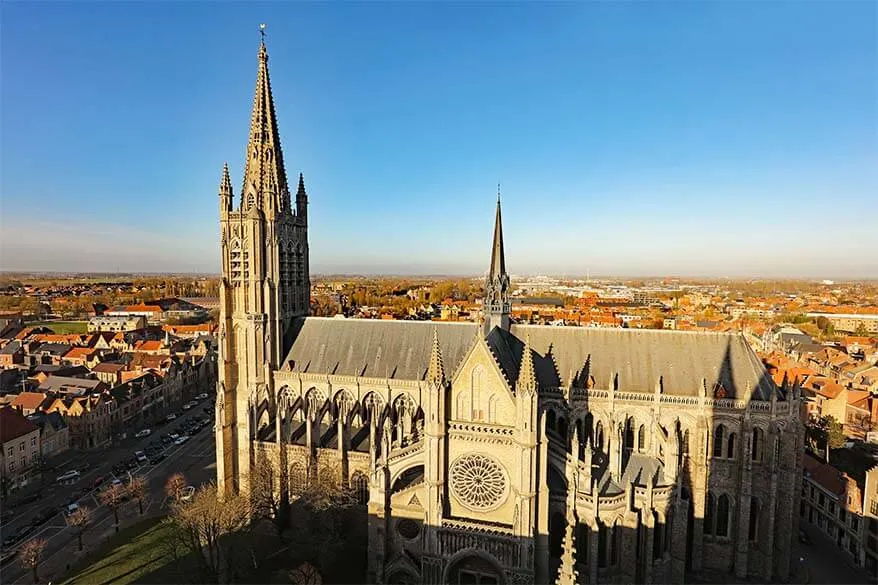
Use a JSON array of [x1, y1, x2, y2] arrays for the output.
[[219, 162, 233, 215], [296, 172, 308, 221]]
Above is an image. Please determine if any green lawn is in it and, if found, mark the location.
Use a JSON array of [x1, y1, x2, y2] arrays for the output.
[[60, 518, 179, 585], [29, 321, 89, 334]]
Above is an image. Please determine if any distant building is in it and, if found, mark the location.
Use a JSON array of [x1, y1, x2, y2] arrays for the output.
[[87, 315, 146, 333], [806, 313, 878, 334]]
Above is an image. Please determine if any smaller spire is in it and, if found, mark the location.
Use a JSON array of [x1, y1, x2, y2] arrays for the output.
[[219, 162, 233, 195], [517, 336, 537, 394], [296, 172, 308, 217], [297, 173, 307, 197], [427, 328, 445, 386]]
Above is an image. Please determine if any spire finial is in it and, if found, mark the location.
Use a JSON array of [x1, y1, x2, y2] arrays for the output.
[[260, 23, 266, 42], [497, 182, 501, 204]]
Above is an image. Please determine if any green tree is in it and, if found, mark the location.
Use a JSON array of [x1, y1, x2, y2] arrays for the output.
[[854, 322, 868, 336]]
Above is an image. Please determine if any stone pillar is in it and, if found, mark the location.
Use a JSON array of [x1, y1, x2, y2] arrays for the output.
[[589, 519, 599, 585], [644, 509, 655, 584]]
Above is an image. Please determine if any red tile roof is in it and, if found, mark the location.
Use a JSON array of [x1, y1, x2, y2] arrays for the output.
[[0, 407, 39, 443], [11, 392, 48, 411], [802, 455, 847, 496]]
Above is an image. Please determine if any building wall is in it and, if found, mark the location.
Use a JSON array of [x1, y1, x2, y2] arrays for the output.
[[1, 428, 40, 485]]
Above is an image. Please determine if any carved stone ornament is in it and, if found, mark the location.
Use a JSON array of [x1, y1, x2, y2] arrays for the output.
[[449, 453, 509, 512]]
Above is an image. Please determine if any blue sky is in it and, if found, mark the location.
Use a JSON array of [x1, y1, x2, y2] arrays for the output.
[[1, 1, 876, 277]]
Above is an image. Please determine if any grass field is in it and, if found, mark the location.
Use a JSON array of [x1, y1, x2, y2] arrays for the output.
[[60, 518, 172, 585], [29, 321, 89, 334]]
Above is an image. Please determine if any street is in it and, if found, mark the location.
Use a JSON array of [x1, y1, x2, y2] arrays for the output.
[[0, 401, 217, 585], [797, 523, 872, 585]]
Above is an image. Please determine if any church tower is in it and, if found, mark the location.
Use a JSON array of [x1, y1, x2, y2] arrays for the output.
[[216, 33, 310, 496], [482, 192, 511, 336]]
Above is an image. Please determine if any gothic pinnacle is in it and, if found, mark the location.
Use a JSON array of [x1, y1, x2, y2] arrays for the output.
[[427, 328, 446, 386], [517, 336, 537, 394]]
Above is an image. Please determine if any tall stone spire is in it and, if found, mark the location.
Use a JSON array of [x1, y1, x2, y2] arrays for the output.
[[240, 34, 290, 218], [483, 187, 511, 335], [427, 328, 446, 386]]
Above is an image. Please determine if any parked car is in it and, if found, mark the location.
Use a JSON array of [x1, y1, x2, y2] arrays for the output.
[[148, 453, 166, 465], [166, 413, 177, 421], [195, 393, 209, 400], [16, 491, 42, 506], [135, 429, 152, 438], [0, 548, 18, 566], [181, 486, 196, 502], [31, 507, 58, 526], [56, 470, 81, 483], [134, 451, 148, 463], [64, 502, 80, 517], [174, 436, 189, 446]]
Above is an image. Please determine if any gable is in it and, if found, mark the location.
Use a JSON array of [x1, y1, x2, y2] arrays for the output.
[[450, 338, 515, 425]]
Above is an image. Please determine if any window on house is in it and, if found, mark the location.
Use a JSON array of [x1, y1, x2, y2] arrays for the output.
[[819, 493, 825, 508], [30, 437, 36, 447]]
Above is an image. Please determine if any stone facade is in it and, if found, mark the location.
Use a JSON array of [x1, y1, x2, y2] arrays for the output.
[[216, 37, 804, 584]]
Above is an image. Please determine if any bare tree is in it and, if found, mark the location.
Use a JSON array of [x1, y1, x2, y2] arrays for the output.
[[251, 453, 289, 539], [127, 476, 149, 515], [165, 472, 188, 505], [67, 505, 93, 551], [289, 562, 323, 585], [99, 483, 127, 532], [168, 482, 253, 583], [18, 539, 47, 584]]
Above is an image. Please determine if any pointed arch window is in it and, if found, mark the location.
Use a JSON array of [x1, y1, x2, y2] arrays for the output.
[[653, 511, 664, 560], [705, 493, 715, 536], [748, 499, 760, 542], [682, 429, 690, 456], [595, 421, 604, 453], [716, 494, 731, 537], [713, 424, 725, 458], [752, 428, 764, 462], [726, 432, 736, 459], [638, 425, 646, 452]]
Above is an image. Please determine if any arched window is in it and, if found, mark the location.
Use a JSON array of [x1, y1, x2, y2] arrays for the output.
[[487, 394, 499, 423], [546, 409, 557, 434], [624, 420, 635, 452], [610, 520, 620, 566], [682, 429, 690, 456], [595, 421, 604, 452], [351, 471, 369, 506], [558, 416, 568, 440], [638, 425, 646, 452], [748, 499, 760, 542], [289, 462, 306, 495], [716, 494, 731, 537], [752, 428, 763, 461], [705, 493, 715, 535], [727, 432, 736, 459], [456, 392, 469, 421], [713, 425, 725, 458], [652, 511, 664, 560]]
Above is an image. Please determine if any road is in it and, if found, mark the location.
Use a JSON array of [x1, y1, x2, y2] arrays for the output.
[[0, 403, 217, 584], [797, 522, 872, 585]]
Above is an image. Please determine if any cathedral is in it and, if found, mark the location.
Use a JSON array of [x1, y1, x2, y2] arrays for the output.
[[216, 37, 804, 585]]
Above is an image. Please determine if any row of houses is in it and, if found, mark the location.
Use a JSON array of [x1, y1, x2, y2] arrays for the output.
[[0, 317, 216, 491]]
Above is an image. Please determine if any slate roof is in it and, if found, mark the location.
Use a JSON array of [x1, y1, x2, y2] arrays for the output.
[[282, 318, 776, 399], [282, 318, 478, 379]]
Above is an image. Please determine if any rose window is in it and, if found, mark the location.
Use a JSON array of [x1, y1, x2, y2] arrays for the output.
[[450, 454, 508, 511]]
